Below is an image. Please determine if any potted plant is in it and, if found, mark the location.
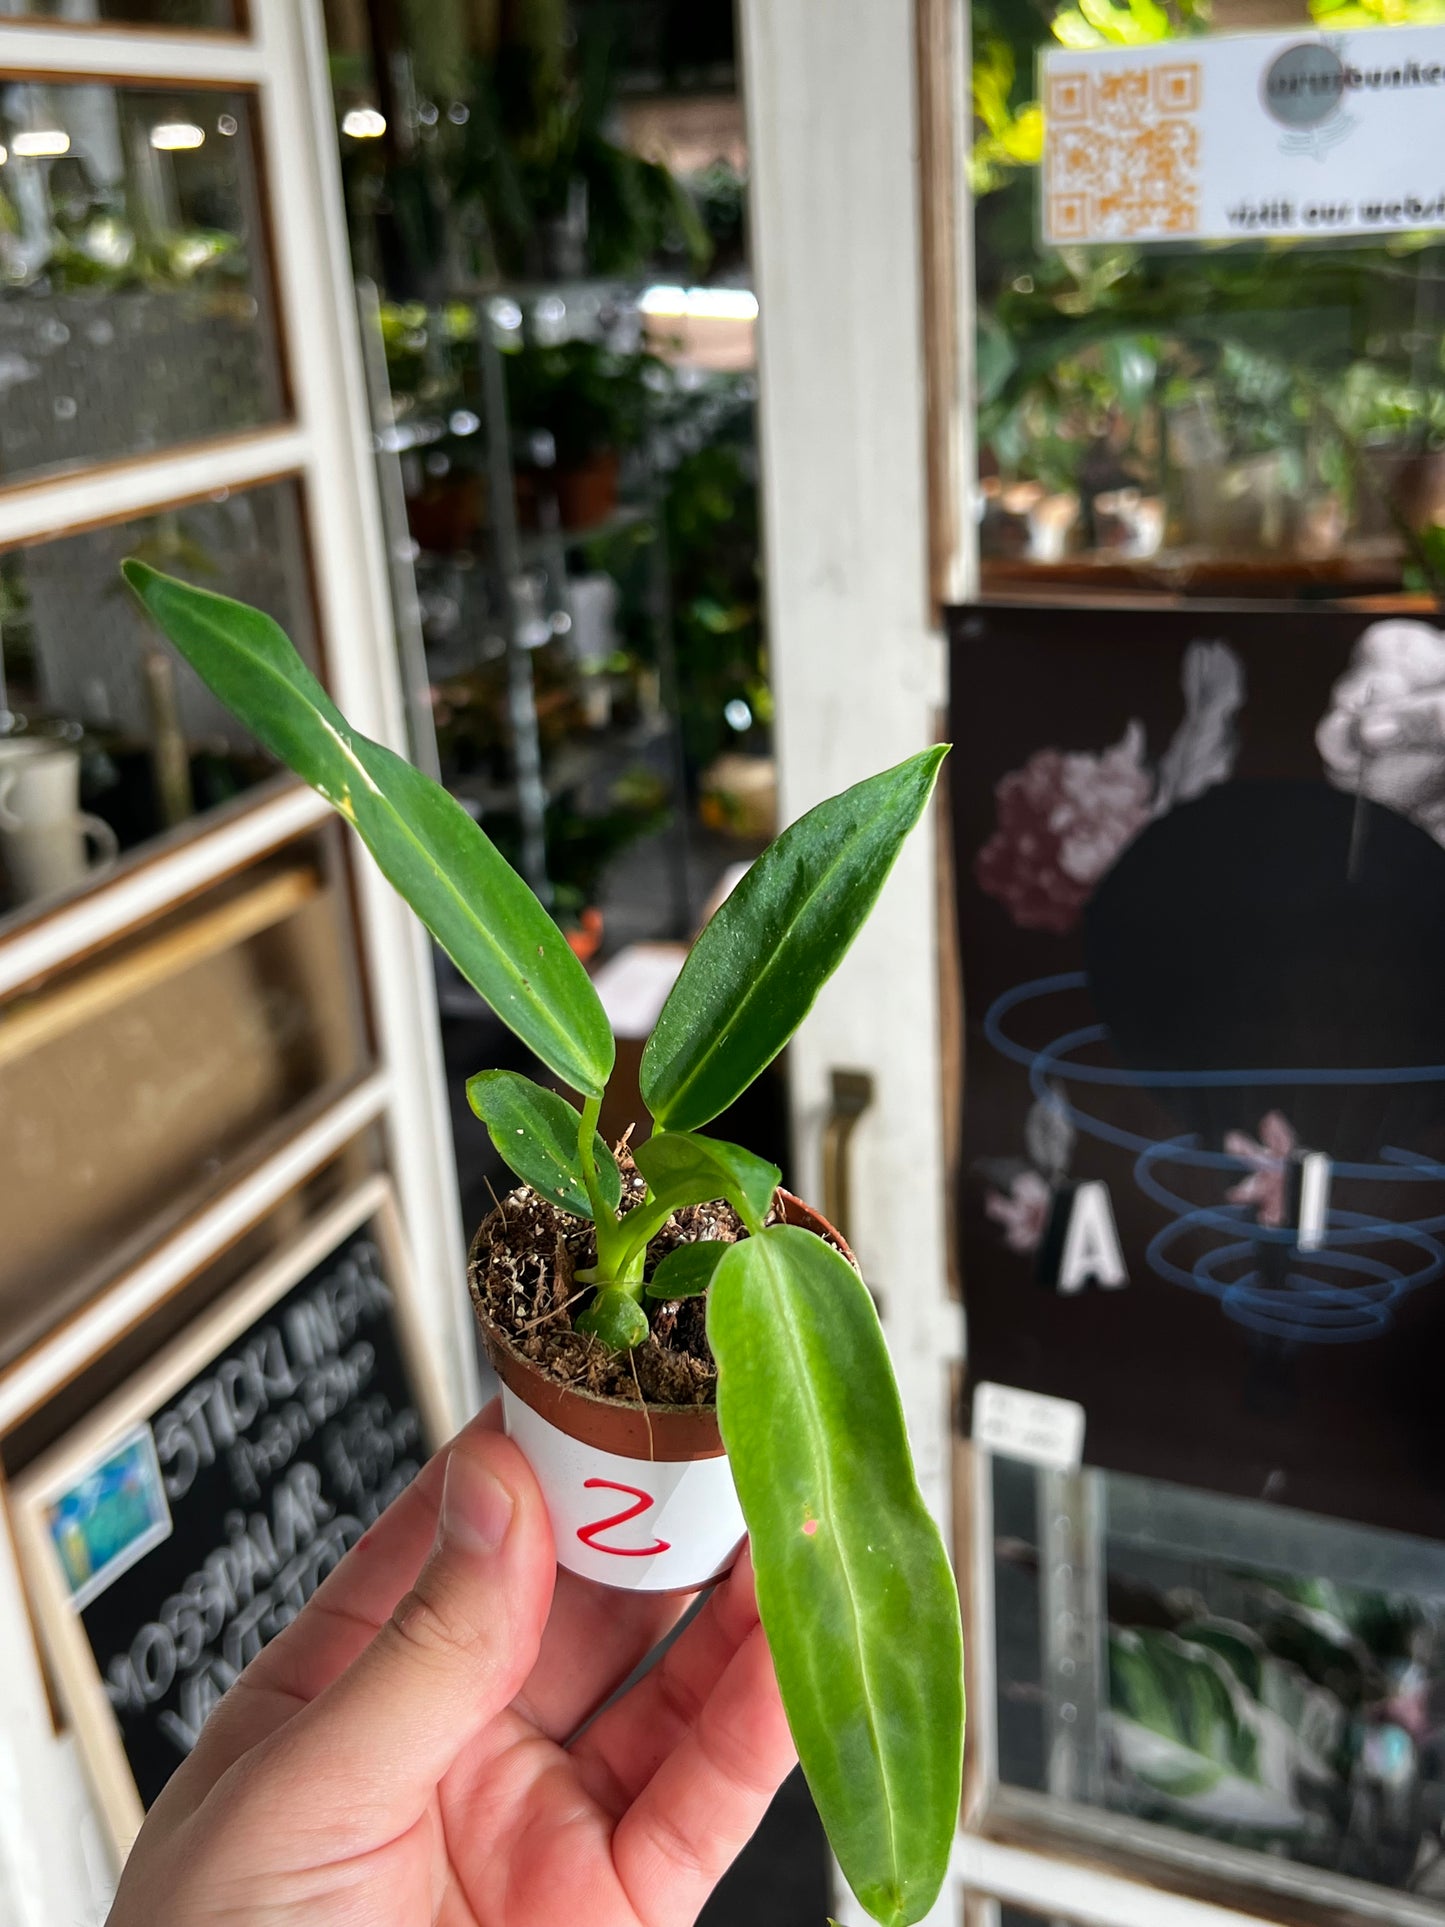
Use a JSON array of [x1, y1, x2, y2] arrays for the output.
[[506, 339, 661, 529], [121, 561, 965, 1927]]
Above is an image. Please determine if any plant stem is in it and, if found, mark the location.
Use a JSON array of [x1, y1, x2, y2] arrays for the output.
[[615, 1195, 680, 1270], [615, 1184, 764, 1272], [578, 1094, 631, 1281]]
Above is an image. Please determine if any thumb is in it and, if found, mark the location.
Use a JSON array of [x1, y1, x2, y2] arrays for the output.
[[248, 1428, 555, 1829]]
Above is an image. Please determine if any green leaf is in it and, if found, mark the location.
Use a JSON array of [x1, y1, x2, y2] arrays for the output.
[[634, 1133, 781, 1227], [576, 1286, 650, 1351], [708, 1227, 963, 1927], [644, 1239, 731, 1300], [466, 1071, 620, 1219], [641, 748, 948, 1131], [121, 562, 614, 1099]]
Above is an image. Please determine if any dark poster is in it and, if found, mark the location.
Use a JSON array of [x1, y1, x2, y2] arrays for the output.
[[949, 602, 1445, 1540]]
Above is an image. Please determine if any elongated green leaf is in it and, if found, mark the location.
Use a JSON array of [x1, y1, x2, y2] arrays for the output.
[[634, 1133, 781, 1226], [641, 748, 948, 1130], [708, 1226, 963, 1927], [576, 1285, 649, 1350], [645, 1239, 731, 1300], [467, 1071, 620, 1219], [122, 562, 614, 1099]]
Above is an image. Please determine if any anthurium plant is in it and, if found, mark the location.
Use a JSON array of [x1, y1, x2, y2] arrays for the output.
[[122, 560, 965, 1927]]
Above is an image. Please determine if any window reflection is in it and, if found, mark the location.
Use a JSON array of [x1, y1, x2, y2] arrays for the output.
[[0, 479, 317, 922], [993, 1455, 1445, 1905], [0, 83, 281, 481], [971, 11, 1445, 595], [0, 825, 372, 1364]]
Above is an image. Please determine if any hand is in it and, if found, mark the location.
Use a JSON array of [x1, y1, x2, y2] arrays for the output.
[[108, 1403, 795, 1927]]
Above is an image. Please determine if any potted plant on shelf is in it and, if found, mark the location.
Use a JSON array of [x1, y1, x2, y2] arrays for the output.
[[505, 339, 662, 530], [122, 561, 965, 1927]]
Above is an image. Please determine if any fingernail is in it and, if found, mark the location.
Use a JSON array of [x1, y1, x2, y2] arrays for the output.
[[1360, 713, 1401, 746], [441, 1450, 515, 1554]]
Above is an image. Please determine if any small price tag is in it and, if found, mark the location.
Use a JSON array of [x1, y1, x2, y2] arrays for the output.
[[972, 1382, 1085, 1473]]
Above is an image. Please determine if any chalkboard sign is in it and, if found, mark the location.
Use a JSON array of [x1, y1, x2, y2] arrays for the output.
[[14, 1178, 451, 1856]]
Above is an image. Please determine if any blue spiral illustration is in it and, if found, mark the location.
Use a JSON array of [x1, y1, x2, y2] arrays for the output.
[[985, 973, 1445, 1343]]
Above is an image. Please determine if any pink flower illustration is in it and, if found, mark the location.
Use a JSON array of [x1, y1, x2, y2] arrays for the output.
[[975, 722, 1153, 934], [1225, 1111, 1298, 1229], [985, 1170, 1052, 1254]]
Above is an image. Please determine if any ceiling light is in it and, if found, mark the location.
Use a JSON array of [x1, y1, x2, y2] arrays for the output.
[[342, 107, 386, 140], [0, 145, 8, 166], [150, 122, 205, 151], [12, 130, 70, 159]]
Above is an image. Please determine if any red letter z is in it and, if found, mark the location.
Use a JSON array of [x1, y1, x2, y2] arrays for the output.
[[576, 1478, 671, 1557]]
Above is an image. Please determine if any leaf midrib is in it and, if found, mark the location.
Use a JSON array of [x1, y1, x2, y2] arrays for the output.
[[659, 784, 908, 1122], [196, 604, 592, 1085], [755, 1234, 903, 1911]]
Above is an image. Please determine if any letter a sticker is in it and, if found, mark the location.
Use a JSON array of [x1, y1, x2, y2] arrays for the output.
[[1057, 1181, 1128, 1294]]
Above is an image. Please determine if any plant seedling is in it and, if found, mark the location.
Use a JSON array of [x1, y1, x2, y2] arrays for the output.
[[122, 561, 964, 1927]]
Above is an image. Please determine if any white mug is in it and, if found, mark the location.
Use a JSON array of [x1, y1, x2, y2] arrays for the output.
[[0, 739, 118, 903]]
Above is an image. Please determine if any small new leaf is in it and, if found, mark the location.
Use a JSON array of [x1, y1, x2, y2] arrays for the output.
[[576, 1286, 650, 1351], [634, 1133, 781, 1228], [641, 747, 948, 1130], [645, 1239, 732, 1300], [467, 1071, 620, 1220]]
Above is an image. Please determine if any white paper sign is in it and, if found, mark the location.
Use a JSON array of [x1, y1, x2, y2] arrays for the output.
[[502, 1387, 746, 1591], [1043, 25, 1445, 246], [972, 1382, 1086, 1472]]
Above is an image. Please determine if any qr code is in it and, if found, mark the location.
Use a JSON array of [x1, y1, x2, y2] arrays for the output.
[[1046, 63, 1201, 242]]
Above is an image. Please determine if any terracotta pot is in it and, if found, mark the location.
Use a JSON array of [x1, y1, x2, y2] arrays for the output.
[[555, 450, 620, 531], [406, 474, 482, 554], [565, 905, 604, 964], [469, 1190, 851, 1591]]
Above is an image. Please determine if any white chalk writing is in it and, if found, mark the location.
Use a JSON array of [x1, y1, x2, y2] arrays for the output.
[[152, 1243, 391, 1503], [95, 1233, 424, 1765]]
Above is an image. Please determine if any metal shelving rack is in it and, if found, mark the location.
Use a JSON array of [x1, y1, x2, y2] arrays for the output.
[[364, 282, 697, 942]]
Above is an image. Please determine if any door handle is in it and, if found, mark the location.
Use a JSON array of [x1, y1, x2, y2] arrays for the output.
[[822, 1068, 874, 1254]]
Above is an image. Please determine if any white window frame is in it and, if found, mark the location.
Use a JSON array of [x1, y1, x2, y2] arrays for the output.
[[0, 15, 473, 1916], [0, 0, 475, 1431]]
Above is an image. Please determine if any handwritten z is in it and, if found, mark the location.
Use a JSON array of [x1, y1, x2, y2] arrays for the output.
[[576, 1478, 671, 1557]]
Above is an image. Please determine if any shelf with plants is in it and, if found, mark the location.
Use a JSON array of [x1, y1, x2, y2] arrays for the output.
[[445, 713, 673, 822], [375, 286, 770, 940], [334, 0, 770, 944], [971, 0, 1445, 600]]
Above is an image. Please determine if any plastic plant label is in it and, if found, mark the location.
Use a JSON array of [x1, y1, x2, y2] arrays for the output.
[[972, 1381, 1085, 1473], [501, 1386, 747, 1591]]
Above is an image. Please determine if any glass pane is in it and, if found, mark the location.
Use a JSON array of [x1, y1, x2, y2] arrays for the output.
[[0, 823, 373, 1363], [0, 477, 315, 926], [993, 1455, 1445, 1907], [0, 2, 236, 24], [0, 84, 281, 482], [970, 8, 1445, 598]]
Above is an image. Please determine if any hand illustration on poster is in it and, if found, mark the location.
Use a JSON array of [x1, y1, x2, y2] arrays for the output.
[[951, 606, 1445, 1537]]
